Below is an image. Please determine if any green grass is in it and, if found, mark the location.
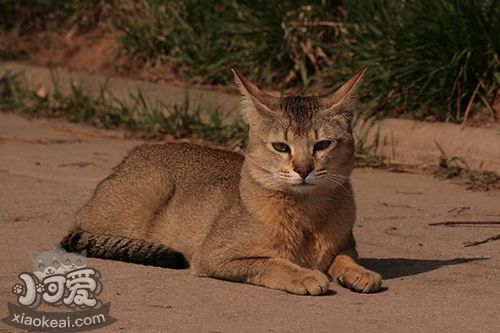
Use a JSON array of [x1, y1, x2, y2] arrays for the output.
[[0, 0, 108, 33], [433, 141, 499, 190], [352, 114, 388, 168], [117, 0, 500, 122], [0, 71, 248, 145], [118, 0, 343, 87], [0, 0, 498, 122], [339, 0, 500, 122]]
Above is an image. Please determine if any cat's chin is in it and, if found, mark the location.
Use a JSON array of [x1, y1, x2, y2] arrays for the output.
[[288, 183, 317, 193], [253, 179, 317, 194]]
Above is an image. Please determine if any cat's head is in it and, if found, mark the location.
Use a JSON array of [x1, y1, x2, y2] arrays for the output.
[[234, 68, 366, 194]]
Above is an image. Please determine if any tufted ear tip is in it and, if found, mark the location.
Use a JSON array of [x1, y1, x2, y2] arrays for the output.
[[230, 67, 239, 77], [358, 67, 369, 79], [231, 68, 259, 97], [231, 69, 280, 121], [321, 67, 368, 112], [230, 68, 239, 81]]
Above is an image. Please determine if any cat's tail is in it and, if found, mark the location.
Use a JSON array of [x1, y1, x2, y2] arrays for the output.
[[60, 229, 189, 269]]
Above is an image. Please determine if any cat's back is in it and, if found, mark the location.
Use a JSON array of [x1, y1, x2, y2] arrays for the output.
[[123, 142, 244, 188], [125, 142, 245, 252]]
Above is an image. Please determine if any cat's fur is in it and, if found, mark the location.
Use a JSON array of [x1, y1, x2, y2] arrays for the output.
[[61, 69, 382, 295]]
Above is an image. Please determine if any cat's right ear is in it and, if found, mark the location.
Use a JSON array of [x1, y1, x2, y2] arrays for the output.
[[231, 69, 280, 123], [320, 67, 368, 118], [29, 251, 39, 261]]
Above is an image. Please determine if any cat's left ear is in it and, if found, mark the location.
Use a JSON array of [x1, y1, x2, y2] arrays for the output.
[[319, 68, 367, 117], [80, 249, 87, 257], [231, 69, 280, 123]]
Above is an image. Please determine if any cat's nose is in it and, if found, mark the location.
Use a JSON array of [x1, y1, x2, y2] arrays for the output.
[[294, 166, 314, 179]]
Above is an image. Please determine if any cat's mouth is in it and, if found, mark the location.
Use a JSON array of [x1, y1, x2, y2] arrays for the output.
[[290, 179, 316, 188]]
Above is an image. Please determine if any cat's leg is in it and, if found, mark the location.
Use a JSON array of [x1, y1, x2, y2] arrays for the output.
[[197, 257, 330, 295], [328, 247, 382, 293], [76, 146, 175, 239]]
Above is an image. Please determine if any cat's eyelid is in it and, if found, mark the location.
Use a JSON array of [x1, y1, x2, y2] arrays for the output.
[[271, 141, 291, 153], [319, 138, 340, 146], [317, 137, 338, 142]]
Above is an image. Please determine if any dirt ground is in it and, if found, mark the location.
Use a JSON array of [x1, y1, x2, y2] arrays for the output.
[[1, 112, 499, 333]]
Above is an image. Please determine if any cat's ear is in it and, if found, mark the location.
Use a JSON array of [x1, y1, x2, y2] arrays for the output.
[[54, 245, 64, 254], [80, 249, 87, 257], [320, 68, 367, 117], [231, 69, 280, 122], [29, 251, 39, 261]]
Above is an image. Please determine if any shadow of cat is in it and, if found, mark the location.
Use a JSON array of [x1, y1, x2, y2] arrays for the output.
[[359, 257, 490, 280]]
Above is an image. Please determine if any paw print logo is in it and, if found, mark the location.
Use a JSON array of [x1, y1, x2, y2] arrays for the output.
[[12, 284, 24, 295], [36, 282, 45, 294]]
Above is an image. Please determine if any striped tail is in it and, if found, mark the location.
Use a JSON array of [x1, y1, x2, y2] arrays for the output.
[[60, 229, 189, 269]]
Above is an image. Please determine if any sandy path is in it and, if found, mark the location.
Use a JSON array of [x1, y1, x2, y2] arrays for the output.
[[1, 112, 499, 332]]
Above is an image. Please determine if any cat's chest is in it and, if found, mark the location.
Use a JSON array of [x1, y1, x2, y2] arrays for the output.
[[262, 214, 339, 271], [249, 195, 350, 271]]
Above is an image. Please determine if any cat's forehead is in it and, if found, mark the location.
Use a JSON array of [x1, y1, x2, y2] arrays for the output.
[[279, 96, 320, 121], [277, 96, 322, 134], [269, 96, 347, 138]]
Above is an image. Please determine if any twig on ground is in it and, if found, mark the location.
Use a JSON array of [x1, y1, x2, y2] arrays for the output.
[[463, 234, 500, 247], [396, 191, 424, 195], [429, 221, 500, 227], [378, 201, 420, 210], [447, 206, 470, 217]]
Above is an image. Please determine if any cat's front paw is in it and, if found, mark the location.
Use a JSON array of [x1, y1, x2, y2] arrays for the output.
[[280, 269, 330, 296], [336, 265, 382, 293]]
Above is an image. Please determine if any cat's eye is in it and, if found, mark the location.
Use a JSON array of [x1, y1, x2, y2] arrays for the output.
[[76, 259, 82, 265], [313, 140, 334, 152], [65, 258, 70, 264], [272, 142, 291, 153], [39, 263, 45, 269], [53, 260, 59, 266]]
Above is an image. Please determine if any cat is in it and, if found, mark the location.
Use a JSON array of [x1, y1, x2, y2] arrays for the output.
[[30, 247, 66, 281], [61, 68, 382, 295]]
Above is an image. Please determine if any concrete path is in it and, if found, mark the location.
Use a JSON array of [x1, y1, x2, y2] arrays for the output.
[[1, 112, 499, 333]]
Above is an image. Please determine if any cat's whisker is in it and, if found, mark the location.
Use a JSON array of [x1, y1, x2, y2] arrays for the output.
[[328, 173, 349, 180], [325, 175, 350, 186], [324, 180, 350, 196], [323, 176, 354, 199]]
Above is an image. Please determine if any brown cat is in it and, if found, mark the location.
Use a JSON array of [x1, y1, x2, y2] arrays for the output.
[[61, 69, 382, 295]]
